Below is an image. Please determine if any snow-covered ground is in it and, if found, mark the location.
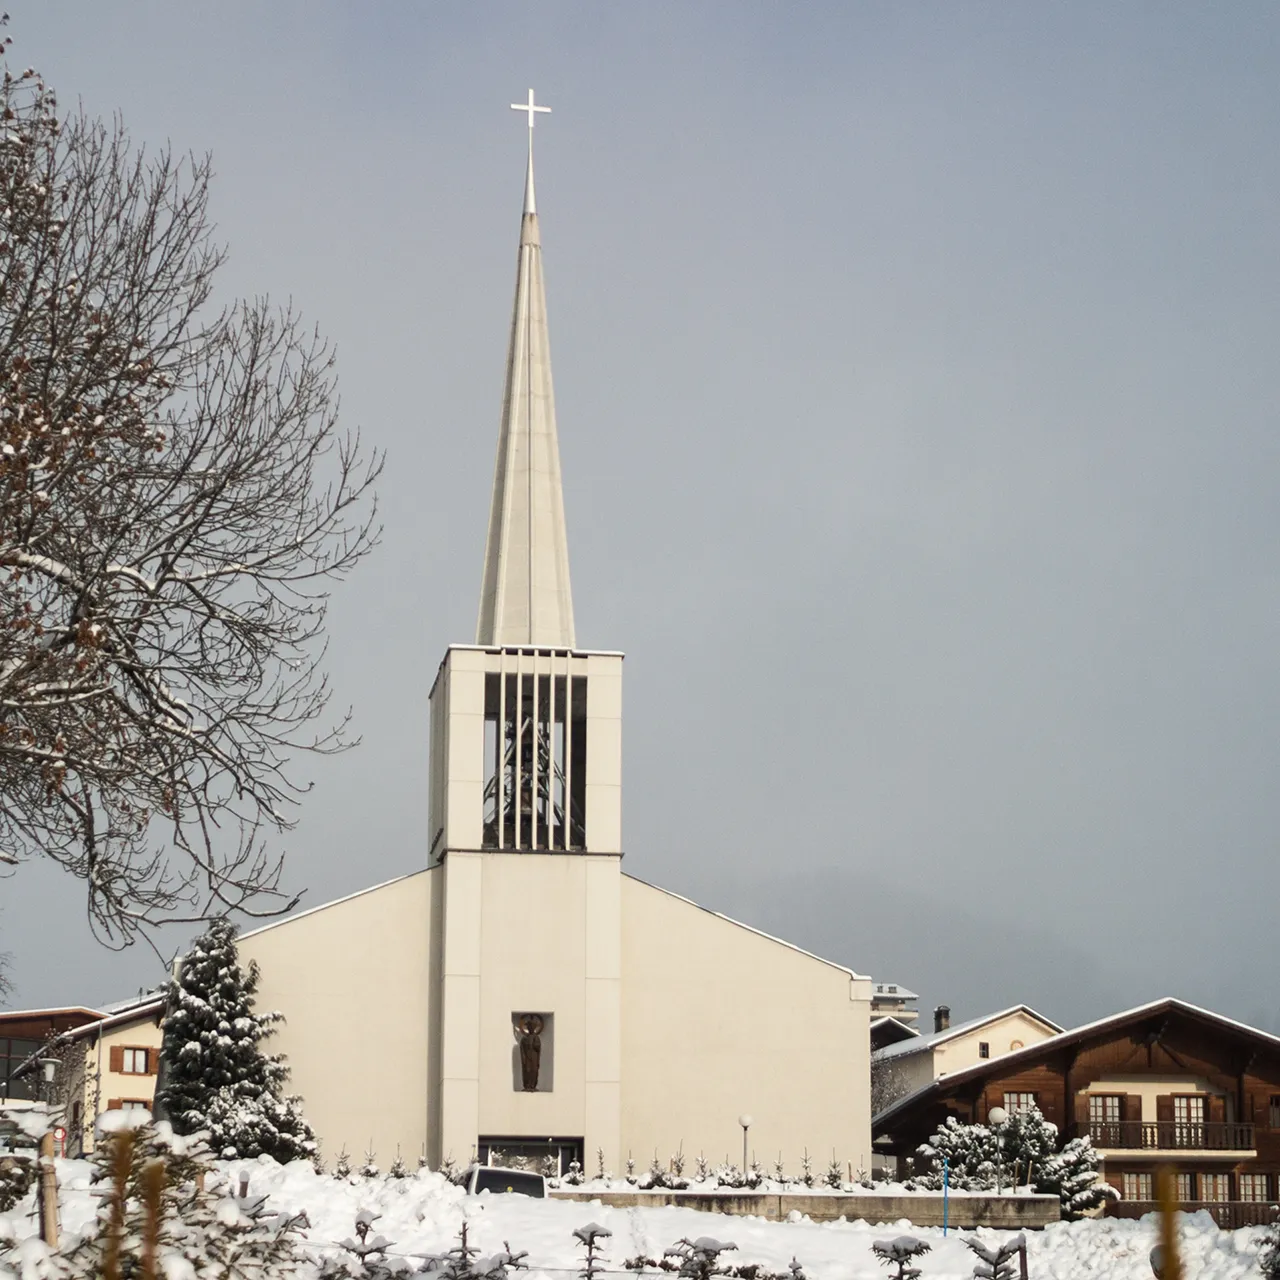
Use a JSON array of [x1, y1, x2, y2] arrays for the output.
[[4, 1159, 1272, 1280]]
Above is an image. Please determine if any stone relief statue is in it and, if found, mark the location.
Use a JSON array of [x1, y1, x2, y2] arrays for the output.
[[515, 1013, 544, 1091]]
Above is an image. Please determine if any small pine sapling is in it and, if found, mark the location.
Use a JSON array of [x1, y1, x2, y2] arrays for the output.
[[360, 1143, 380, 1178], [574, 1222, 613, 1280], [800, 1150, 814, 1187], [672, 1146, 686, 1178], [824, 1154, 843, 1189], [773, 1155, 785, 1184], [441, 1153, 460, 1184], [389, 1147, 408, 1179], [965, 1234, 1025, 1280], [872, 1236, 932, 1280], [419, 1147, 430, 1172], [748, 1158, 763, 1188], [334, 1147, 353, 1179], [695, 1153, 709, 1182], [663, 1237, 738, 1280], [319, 1209, 397, 1280], [596, 1147, 606, 1181], [626, 1154, 636, 1183]]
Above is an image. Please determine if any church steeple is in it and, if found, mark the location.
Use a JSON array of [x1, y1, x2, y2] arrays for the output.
[[476, 90, 576, 648]]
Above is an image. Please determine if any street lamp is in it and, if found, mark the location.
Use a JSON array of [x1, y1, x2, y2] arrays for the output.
[[738, 1114, 753, 1173], [987, 1106, 1008, 1194]]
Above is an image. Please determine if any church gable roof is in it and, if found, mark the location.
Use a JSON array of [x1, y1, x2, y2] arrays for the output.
[[622, 872, 871, 982]]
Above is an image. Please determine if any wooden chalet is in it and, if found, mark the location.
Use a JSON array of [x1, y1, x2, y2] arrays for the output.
[[873, 998, 1280, 1228]]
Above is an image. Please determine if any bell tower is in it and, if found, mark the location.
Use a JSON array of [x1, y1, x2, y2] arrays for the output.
[[426, 91, 623, 1176]]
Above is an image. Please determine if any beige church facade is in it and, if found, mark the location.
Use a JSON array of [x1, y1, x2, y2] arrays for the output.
[[238, 97, 872, 1178]]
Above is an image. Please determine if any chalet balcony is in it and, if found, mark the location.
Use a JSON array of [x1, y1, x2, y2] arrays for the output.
[[1087, 1121, 1255, 1152], [1109, 1201, 1276, 1230]]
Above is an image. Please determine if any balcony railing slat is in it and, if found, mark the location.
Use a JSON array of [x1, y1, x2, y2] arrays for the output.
[[1108, 1201, 1276, 1230], [1086, 1121, 1254, 1151]]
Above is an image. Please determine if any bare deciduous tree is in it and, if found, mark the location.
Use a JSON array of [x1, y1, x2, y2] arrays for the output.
[[0, 44, 381, 942]]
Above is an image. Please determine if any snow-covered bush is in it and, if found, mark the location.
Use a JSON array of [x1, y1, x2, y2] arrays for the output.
[[159, 917, 316, 1162], [1260, 1222, 1280, 1280], [1034, 1136, 1116, 1217], [0, 1159, 33, 1214], [663, 1237, 738, 1280], [913, 1106, 1114, 1218]]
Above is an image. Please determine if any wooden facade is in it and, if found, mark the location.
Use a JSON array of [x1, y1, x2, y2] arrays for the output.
[[873, 999, 1280, 1227]]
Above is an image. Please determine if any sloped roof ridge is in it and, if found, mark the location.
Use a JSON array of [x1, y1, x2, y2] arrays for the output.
[[622, 872, 871, 981], [238, 868, 430, 940], [874, 1003, 1063, 1061]]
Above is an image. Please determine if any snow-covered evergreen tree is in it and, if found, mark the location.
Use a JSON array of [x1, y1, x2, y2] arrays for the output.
[[1035, 1136, 1116, 1218], [914, 1116, 998, 1190], [1260, 1222, 1280, 1280], [158, 917, 316, 1162]]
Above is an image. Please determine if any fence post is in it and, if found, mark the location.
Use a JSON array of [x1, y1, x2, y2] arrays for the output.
[[942, 1156, 949, 1237], [37, 1130, 59, 1249]]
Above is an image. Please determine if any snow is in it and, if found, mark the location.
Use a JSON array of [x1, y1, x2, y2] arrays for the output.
[[1, 1159, 1272, 1280]]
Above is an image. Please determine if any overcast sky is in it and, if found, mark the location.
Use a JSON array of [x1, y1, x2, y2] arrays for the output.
[[3, 4, 1278, 1034]]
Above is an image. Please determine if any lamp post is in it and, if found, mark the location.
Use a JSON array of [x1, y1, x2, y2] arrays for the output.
[[738, 1114, 753, 1173], [987, 1106, 1008, 1195]]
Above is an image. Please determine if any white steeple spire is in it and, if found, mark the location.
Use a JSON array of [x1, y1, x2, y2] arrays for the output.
[[476, 91, 576, 649]]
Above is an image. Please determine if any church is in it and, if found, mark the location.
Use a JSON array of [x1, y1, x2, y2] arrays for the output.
[[238, 96, 872, 1178]]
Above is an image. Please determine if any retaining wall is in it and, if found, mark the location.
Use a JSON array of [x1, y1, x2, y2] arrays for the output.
[[550, 1190, 1060, 1228]]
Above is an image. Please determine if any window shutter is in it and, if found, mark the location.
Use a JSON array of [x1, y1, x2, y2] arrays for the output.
[[1156, 1094, 1174, 1123], [1208, 1095, 1226, 1124], [147, 1048, 160, 1076], [1123, 1094, 1143, 1122], [1073, 1093, 1090, 1126], [108, 1046, 123, 1073], [107, 1098, 122, 1110]]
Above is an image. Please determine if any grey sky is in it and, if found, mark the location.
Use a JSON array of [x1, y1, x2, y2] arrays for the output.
[[3, 4, 1278, 1033]]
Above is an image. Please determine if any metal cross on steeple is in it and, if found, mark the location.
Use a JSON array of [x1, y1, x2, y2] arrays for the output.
[[510, 88, 551, 129], [510, 89, 550, 214]]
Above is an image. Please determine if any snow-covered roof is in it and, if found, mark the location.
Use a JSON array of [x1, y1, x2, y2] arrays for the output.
[[52, 995, 166, 1044], [872, 996, 1280, 1131], [872, 1004, 1062, 1063], [0, 1005, 103, 1022], [871, 1016, 921, 1049], [872, 983, 919, 1000]]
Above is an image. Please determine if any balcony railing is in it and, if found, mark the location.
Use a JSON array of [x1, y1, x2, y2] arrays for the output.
[[1109, 1201, 1276, 1230], [1087, 1121, 1255, 1151]]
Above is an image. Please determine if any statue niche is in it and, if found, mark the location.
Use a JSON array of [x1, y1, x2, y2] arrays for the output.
[[513, 1013, 547, 1092]]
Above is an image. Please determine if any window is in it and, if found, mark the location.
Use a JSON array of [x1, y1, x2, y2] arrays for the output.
[[1175, 1173, 1195, 1202], [1003, 1092, 1036, 1114], [1200, 1173, 1229, 1203], [120, 1048, 149, 1075], [978, 1042, 990, 1059], [1122, 1172, 1153, 1201], [1089, 1095, 1122, 1124], [1271, 1096, 1280, 1129], [120, 1100, 150, 1112], [1173, 1095, 1205, 1124], [1239, 1173, 1270, 1203], [0, 1037, 41, 1102]]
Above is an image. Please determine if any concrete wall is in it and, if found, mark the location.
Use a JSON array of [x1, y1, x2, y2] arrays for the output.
[[620, 876, 871, 1175], [551, 1189, 1060, 1228], [433, 851, 622, 1170], [239, 871, 436, 1167], [934, 1011, 1059, 1077]]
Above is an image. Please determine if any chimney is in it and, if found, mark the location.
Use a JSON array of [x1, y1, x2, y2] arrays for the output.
[[934, 1004, 951, 1034]]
